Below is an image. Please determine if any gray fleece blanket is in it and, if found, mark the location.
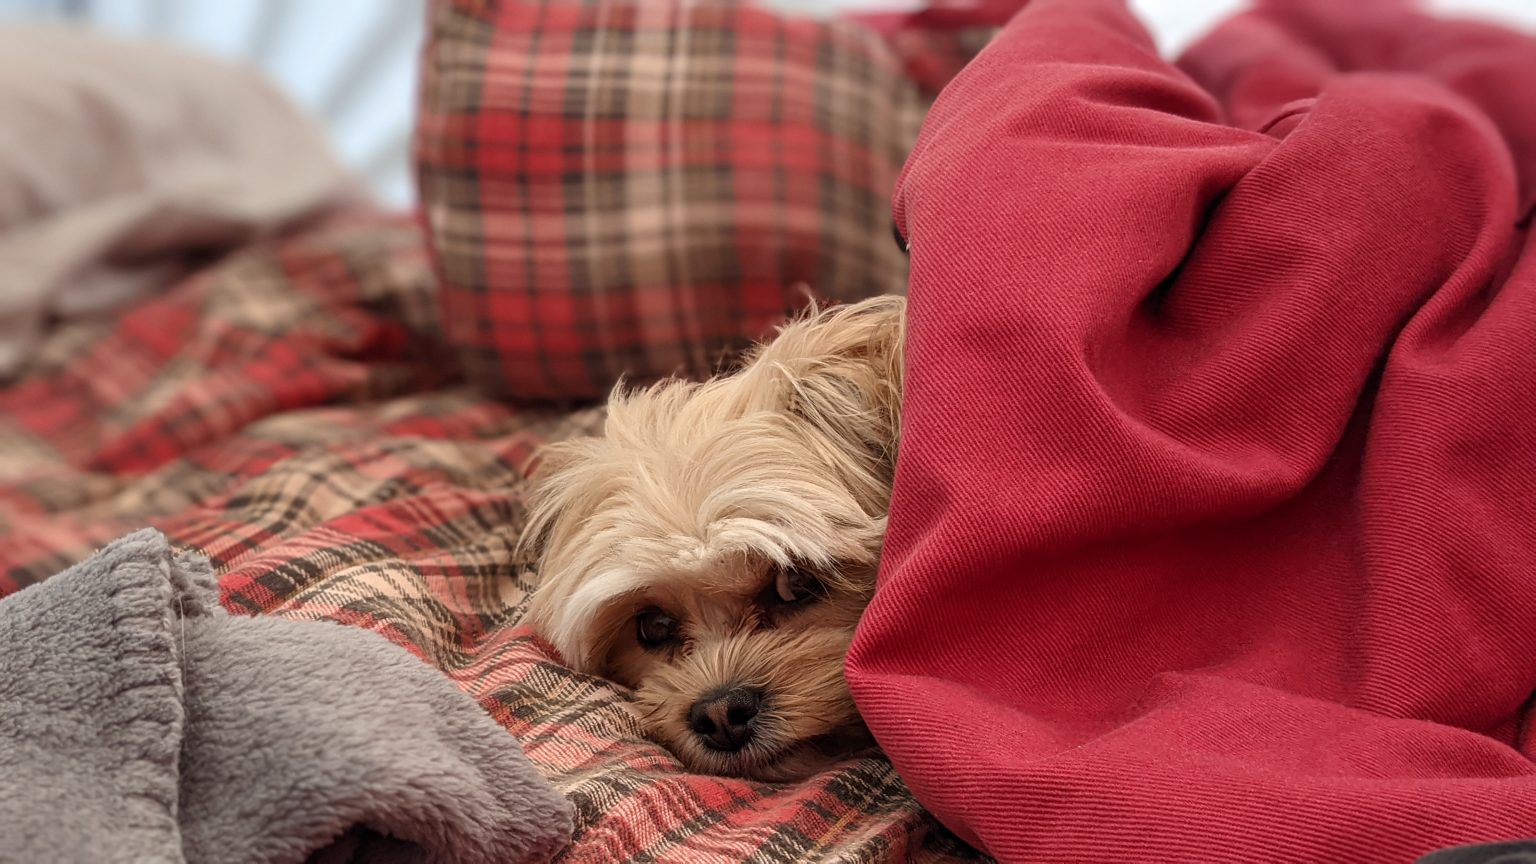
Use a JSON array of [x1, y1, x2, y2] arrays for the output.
[[0, 529, 572, 863]]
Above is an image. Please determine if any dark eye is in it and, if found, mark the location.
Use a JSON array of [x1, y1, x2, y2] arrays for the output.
[[770, 564, 825, 608], [635, 607, 681, 650]]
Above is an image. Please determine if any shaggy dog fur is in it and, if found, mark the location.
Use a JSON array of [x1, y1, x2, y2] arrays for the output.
[[519, 295, 905, 781]]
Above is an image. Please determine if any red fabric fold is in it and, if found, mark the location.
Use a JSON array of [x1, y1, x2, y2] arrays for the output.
[[848, 0, 1536, 860]]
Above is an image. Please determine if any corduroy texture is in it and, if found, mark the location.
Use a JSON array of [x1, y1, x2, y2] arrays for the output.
[[0, 214, 979, 863], [847, 0, 1536, 861], [414, 0, 928, 403]]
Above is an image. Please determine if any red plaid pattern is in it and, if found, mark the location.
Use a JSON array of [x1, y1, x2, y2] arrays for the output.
[[854, 6, 1012, 100], [0, 215, 983, 862], [415, 0, 929, 403]]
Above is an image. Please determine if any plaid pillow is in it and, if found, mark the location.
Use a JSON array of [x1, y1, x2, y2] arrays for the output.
[[852, 3, 1019, 100], [415, 0, 927, 403]]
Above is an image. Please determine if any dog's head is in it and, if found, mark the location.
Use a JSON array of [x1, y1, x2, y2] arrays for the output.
[[520, 295, 904, 781]]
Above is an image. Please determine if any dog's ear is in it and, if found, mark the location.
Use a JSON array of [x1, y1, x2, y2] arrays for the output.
[[515, 437, 597, 567], [745, 295, 906, 508], [517, 434, 626, 670]]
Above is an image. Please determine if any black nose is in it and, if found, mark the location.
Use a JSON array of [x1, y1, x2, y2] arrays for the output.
[[689, 687, 762, 752]]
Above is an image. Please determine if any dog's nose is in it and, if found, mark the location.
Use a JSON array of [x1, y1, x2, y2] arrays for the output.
[[688, 686, 761, 752]]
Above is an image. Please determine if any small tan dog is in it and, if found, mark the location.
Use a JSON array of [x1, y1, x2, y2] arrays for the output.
[[519, 295, 905, 781]]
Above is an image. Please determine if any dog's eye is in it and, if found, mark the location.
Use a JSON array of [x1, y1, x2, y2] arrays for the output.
[[771, 565, 824, 607], [635, 607, 681, 650]]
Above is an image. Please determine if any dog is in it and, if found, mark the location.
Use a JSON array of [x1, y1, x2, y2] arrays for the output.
[[518, 294, 905, 781]]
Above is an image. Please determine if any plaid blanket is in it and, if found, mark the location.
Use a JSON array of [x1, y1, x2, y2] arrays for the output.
[[0, 214, 980, 862]]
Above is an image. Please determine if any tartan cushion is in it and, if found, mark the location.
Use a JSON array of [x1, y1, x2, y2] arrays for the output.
[[415, 0, 927, 403], [852, 3, 1017, 100], [0, 215, 983, 862]]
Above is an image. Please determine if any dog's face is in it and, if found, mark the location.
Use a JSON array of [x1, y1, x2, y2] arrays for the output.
[[521, 296, 904, 781]]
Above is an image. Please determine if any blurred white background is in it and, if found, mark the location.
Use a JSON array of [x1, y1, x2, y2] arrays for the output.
[[0, 0, 1531, 208]]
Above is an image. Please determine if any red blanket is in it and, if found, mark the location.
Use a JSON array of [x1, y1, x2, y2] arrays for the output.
[[848, 1, 1536, 861]]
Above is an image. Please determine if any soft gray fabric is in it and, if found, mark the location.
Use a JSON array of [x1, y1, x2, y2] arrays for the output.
[[0, 529, 572, 864], [0, 25, 365, 378]]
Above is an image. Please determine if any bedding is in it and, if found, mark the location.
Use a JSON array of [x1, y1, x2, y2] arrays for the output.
[[0, 529, 571, 864], [0, 24, 364, 381], [0, 213, 979, 862], [0, 7, 1006, 855], [22, 0, 1536, 861], [848, 0, 1536, 861]]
